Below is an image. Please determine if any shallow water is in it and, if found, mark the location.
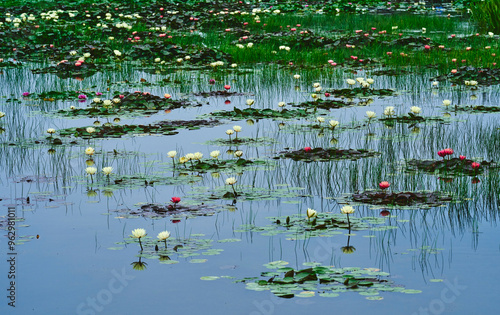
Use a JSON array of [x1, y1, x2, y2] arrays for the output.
[[0, 63, 499, 314]]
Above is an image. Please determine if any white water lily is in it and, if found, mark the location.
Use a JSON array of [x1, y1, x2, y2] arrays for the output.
[[185, 153, 195, 160], [157, 230, 170, 240], [234, 150, 243, 158], [307, 208, 317, 219], [366, 111, 376, 119], [0, 111, 5, 118], [233, 125, 242, 132], [246, 99, 254, 106], [225, 177, 237, 185], [103, 100, 112, 106], [366, 78, 374, 84], [167, 150, 177, 158], [46, 128, 56, 134], [85, 167, 97, 175], [442, 100, 451, 106], [340, 205, 355, 214], [293, 74, 300, 79], [226, 129, 234, 135], [313, 83, 321, 88], [193, 152, 203, 160], [329, 120, 339, 128], [316, 117, 325, 123], [383, 106, 395, 116], [346, 79, 356, 85], [210, 150, 220, 158], [410, 106, 421, 114], [278, 102, 286, 107], [85, 147, 95, 156], [102, 166, 113, 176], [131, 228, 146, 238]]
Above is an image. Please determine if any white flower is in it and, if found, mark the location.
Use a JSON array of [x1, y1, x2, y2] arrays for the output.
[[83, 53, 91, 58], [85, 167, 97, 175], [233, 125, 242, 132], [316, 117, 325, 123], [185, 153, 195, 160], [113, 50, 121, 56], [167, 150, 177, 158], [0, 111, 5, 118], [346, 79, 356, 85], [236, 44, 245, 49], [247, 43, 253, 48], [185, 55, 191, 60], [313, 83, 321, 88], [113, 98, 120, 104], [315, 86, 322, 92], [103, 100, 112, 106], [157, 231, 170, 240], [154, 57, 161, 63], [177, 58, 183, 63], [366, 78, 374, 84], [329, 120, 339, 128], [442, 100, 451, 106], [131, 228, 146, 238], [210, 150, 220, 158], [432, 81, 439, 87], [69, 50, 77, 56], [46, 128, 56, 134], [307, 208, 317, 219], [231, 63, 237, 68], [469, 80, 478, 86], [340, 205, 355, 214], [234, 150, 243, 158], [246, 99, 254, 106], [278, 102, 286, 107], [102, 166, 113, 175], [86, 127, 96, 134], [293, 74, 300, 79], [410, 106, 421, 114], [193, 152, 203, 160], [366, 111, 376, 119], [279, 45, 286, 50], [356, 77, 365, 83], [384, 106, 395, 116], [226, 129, 234, 135], [93, 98, 101, 103], [85, 147, 95, 156], [225, 177, 237, 185]]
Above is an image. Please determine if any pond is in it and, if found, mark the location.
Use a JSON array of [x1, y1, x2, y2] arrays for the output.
[[0, 1, 499, 314]]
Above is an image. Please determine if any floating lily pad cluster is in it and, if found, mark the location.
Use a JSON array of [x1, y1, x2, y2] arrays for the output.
[[432, 66, 500, 86], [277, 147, 381, 162], [174, 158, 264, 173], [58, 120, 221, 139], [112, 202, 220, 220], [236, 212, 390, 239], [291, 99, 357, 110], [187, 184, 309, 202], [379, 113, 445, 125], [453, 105, 500, 113], [203, 136, 277, 147], [208, 107, 317, 120], [192, 90, 248, 97], [350, 190, 453, 208], [32, 61, 99, 79], [325, 87, 395, 98], [116, 234, 225, 265], [406, 158, 495, 176], [236, 262, 421, 299]]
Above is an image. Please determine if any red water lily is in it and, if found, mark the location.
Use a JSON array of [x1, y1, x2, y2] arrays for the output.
[[171, 197, 181, 204], [304, 147, 312, 152], [379, 181, 390, 190]]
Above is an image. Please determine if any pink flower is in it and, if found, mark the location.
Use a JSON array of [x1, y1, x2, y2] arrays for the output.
[[459, 155, 466, 160], [424, 45, 431, 49], [466, 47, 471, 51], [304, 147, 312, 152], [78, 94, 87, 99], [119, 94, 124, 99], [437, 150, 447, 158], [324, 92, 331, 97], [386, 52, 392, 56], [350, 56, 358, 60], [451, 69, 457, 74], [291, 28, 296, 31], [224, 85, 231, 90], [451, 34, 456, 38], [379, 181, 390, 190], [209, 79, 215, 84], [471, 162, 480, 169], [22, 92, 30, 97], [171, 197, 181, 204], [96, 92, 103, 96], [444, 148, 454, 155]]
